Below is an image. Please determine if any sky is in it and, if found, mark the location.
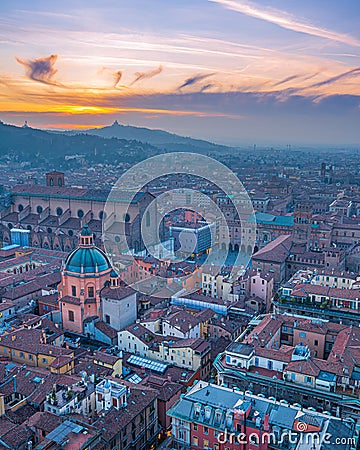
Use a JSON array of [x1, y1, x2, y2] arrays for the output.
[[0, 0, 360, 145]]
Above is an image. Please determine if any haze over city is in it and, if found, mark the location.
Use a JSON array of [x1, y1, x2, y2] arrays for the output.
[[0, 0, 360, 144]]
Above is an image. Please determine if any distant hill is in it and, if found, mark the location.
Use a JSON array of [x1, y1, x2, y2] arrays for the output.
[[0, 120, 162, 167], [61, 120, 230, 153], [0, 119, 231, 170]]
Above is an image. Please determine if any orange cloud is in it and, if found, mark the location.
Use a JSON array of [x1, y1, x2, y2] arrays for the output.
[[130, 65, 163, 85]]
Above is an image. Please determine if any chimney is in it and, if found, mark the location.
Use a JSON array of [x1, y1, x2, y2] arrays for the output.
[[263, 413, 270, 432], [42, 328, 47, 344], [0, 393, 5, 416]]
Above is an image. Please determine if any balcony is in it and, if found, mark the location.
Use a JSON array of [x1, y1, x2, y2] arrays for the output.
[[213, 353, 360, 407], [273, 298, 360, 321]]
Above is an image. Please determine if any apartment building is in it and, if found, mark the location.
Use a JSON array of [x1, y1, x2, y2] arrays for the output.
[[214, 314, 360, 419]]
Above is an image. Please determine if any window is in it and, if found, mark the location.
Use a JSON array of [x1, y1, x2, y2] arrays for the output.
[[68, 310, 75, 322], [20, 352, 24, 358], [267, 360, 273, 370], [299, 331, 306, 338], [193, 437, 198, 446], [88, 286, 94, 297], [71, 286, 76, 297], [305, 376, 312, 384], [146, 211, 150, 227], [193, 424, 198, 431], [314, 340, 318, 346], [56, 207, 63, 216], [77, 209, 84, 218], [105, 314, 110, 324], [42, 358, 48, 364], [36, 205, 43, 214], [204, 427, 209, 435], [203, 440, 209, 449]]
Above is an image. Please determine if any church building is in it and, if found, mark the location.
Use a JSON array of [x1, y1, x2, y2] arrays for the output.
[[59, 224, 129, 334]]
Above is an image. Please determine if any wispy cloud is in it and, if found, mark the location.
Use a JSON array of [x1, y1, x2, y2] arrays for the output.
[[271, 67, 360, 102], [178, 73, 216, 90], [210, 0, 360, 47], [308, 67, 360, 88], [130, 65, 163, 85], [273, 74, 303, 87], [113, 70, 123, 88], [16, 54, 62, 86], [272, 72, 321, 88]]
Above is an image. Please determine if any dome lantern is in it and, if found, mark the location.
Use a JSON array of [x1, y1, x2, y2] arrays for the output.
[[110, 269, 119, 288], [79, 223, 93, 246]]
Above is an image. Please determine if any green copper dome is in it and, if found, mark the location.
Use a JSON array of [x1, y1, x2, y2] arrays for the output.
[[65, 246, 112, 274]]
